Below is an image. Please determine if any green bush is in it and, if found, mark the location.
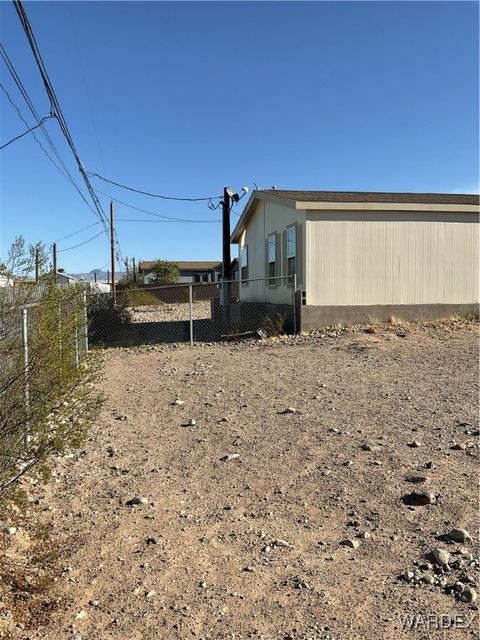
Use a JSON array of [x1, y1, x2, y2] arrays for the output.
[[122, 288, 161, 307], [0, 282, 103, 496]]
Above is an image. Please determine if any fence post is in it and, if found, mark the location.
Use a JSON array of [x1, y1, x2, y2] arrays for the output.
[[74, 316, 79, 367], [20, 307, 31, 447], [189, 284, 194, 346], [83, 289, 89, 354], [292, 274, 297, 335]]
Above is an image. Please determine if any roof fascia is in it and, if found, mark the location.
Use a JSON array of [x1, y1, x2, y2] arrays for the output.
[[230, 191, 296, 243], [298, 201, 480, 213]]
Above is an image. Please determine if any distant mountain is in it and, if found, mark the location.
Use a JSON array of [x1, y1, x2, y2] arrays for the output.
[[67, 270, 125, 282]]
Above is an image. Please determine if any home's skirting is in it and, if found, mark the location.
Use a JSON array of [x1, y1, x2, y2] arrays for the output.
[[298, 302, 479, 331]]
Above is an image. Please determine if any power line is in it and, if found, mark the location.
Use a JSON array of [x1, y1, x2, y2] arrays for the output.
[[97, 190, 222, 223], [68, 5, 107, 177], [57, 230, 106, 253], [0, 78, 78, 186], [117, 218, 221, 224], [12, 1, 113, 244], [0, 114, 54, 150], [0, 53, 98, 219], [52, 220, 102, 243], [88, 171, 222, 202]]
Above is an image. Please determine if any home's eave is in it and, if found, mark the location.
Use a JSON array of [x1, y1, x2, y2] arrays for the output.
[[230, 191, 297, 243], [230, 190, 479, 243]]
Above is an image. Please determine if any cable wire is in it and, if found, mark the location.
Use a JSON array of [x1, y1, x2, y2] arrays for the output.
[[0, 53, 98, 218], [88, 171, 221, 202], [0, 114, 54, 150], [11, 2, 113, 243], [52, 220, 102, 243], [116, 218, 221, 224], [97, 190, 222, 223], [57, 230, 106, 253]]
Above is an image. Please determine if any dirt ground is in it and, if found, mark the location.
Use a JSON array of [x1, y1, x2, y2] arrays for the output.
[[4, 322, 480, 640]]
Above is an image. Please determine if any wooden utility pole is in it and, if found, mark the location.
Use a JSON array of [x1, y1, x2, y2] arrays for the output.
[[222, 187, 232, 281], [133, 257, 137, 283], [110, 201, 116, 301], [35, 247, 40, 283], [94, 271, 97, 283], [52, 242, 57, 284]]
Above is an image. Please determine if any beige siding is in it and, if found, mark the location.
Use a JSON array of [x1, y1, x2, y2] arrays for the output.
[[238, 200, 305, 302], [306, 211, 479, 306]]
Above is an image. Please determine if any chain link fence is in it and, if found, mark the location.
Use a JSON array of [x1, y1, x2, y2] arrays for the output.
[[0, 284, 91, 493], [87, 276, 296, 347]]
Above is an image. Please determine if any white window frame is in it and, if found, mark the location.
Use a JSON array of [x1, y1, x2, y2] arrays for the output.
[[267, 233, 276, 285], [286, 225, 296, 277], [240, 244, 248, 283]]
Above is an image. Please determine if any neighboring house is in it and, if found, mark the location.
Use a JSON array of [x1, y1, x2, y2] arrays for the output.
[[56, 271, 76, 286], [0, 275, 13, 287], [38, 270, 76, 285], [230, 189, 479, 329], [139, 260, 239, 284], [85, 281, 111, 293]]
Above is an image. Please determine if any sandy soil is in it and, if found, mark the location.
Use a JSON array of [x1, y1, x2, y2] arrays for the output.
[[7, 323, 480, 640]]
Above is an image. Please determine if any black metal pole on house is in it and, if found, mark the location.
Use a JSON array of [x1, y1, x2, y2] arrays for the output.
[[222, 187, 232, 282]]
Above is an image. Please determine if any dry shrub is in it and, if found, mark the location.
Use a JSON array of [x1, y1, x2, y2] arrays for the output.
[[0, 283, 103, 496], [260, 313, 286, 337], [121, 288, 162, 307]]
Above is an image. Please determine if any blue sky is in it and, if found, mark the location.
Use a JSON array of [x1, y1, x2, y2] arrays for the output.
[[1, 1, 478, 274]]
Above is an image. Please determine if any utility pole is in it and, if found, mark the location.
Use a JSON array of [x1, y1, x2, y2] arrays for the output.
[[222, 187, 232, 281], [107, 270, 110, 284], [94, 271, 97, 283], [110, 201, 116, 301], [35, 247, 40, 283], [52, 242, 57, 284], [133, 257, 137, 284]]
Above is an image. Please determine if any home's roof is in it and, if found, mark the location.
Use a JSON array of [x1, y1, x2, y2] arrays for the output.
[[261, 190, 479, 205], [231, 189, 479, 242], [139, 260, 221, 272]]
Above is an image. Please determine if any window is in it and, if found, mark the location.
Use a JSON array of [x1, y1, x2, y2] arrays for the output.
[[286, 226, 296, 277], [240, 245, 248, 281], [267, 234, 276, 284]]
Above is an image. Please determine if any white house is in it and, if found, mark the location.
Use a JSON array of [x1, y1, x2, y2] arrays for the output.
[[230, 190, 479, 329], [0, 275, 13, 287], [56, 271, 76, 286], [139, 260, 239, 284]]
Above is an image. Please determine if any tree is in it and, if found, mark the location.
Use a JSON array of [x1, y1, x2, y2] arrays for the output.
[[149, 260, 179, 286], [0, 236, 50, 279]]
